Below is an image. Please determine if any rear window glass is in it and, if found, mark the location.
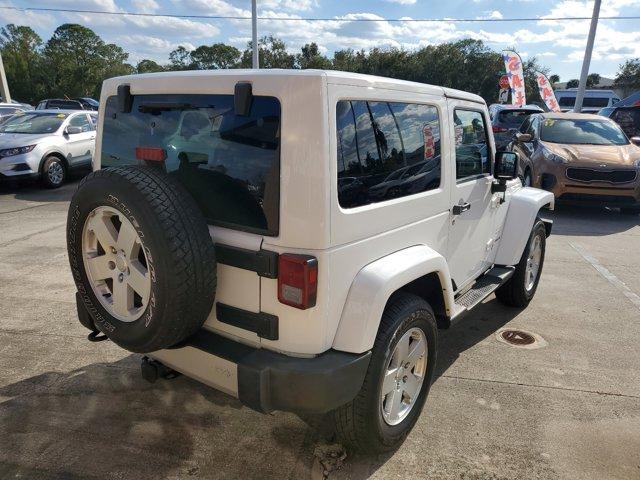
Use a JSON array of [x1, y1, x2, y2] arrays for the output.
[[497, 109, 537, 127], [101, 94, 281, 236], [558, 96, 610, 108], [336, 100, 441, 208], [48, 100, 82, 109]]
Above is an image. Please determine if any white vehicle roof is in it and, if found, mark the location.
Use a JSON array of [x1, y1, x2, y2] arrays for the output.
[[104, 69, 486, 105]]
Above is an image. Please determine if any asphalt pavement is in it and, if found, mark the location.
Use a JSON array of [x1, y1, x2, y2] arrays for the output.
[[1, 178, 639, 480]]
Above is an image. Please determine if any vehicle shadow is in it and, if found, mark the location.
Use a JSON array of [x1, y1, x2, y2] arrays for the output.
[[549, 204, 639, 236], [0, 300, 525, 480], [336, 297, 521, 479], [0, 175, 81, 204], [0, 355, 316, 480]]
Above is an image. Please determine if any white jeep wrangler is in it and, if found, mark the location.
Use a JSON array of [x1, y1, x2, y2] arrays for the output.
[[67, 70, 554, 453]]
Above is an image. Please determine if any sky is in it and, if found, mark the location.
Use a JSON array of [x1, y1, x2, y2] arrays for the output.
[[1, 0, 639, 81]]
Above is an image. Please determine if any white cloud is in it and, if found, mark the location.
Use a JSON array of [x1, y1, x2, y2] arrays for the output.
[[44, 0, 120, 12], [477, 10, 503, 19], [261, 0, 319, 10], [131, 0, 160, 13], [385, 0, 417, 4]]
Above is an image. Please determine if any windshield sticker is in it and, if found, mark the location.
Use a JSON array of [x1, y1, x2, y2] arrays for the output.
[[56, 113, 67, 118], [544, 119, 555, 127]]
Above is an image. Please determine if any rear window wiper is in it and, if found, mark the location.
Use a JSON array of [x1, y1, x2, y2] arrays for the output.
[[138, 103, 197, 113]]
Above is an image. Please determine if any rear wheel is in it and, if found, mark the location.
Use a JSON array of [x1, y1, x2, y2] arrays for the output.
[[41, 156, 66, 188], [495, 219, 546, 308], [330, 293, 437, 453]]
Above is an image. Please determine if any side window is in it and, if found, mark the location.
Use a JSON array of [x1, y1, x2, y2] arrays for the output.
[[519, 117, 531, 134], [336, 100, 442, 208], [454, 109, 490, 181], [69, 114, 92, 132]]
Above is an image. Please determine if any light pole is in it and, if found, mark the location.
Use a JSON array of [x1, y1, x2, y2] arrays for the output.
[[252, 0, 259, 69], [574, 0, 601, 113], [0, 53, 11, 103]]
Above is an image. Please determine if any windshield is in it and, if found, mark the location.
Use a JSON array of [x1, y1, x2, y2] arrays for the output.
[[0, 113, 65, 134], [540, 118, 628, 145], [497, 109, 538, 127]]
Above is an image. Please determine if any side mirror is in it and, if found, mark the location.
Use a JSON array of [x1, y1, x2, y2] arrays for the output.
[[630, 136, 640, 147], [516, 132, 532, 143], [494, 151, 519, 180], [66, 126, 82, 135]]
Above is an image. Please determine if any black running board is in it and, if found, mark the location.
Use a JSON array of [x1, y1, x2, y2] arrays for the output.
[[449, 266, 515, 325]]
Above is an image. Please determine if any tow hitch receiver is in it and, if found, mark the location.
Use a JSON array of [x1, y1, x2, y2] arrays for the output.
[[141, 356, 180, 383]]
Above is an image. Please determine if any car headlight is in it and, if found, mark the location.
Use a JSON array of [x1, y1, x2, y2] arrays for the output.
[[542, 147, 568, 164], [0, 144, 37, 158], [635, 159, 640, 170]]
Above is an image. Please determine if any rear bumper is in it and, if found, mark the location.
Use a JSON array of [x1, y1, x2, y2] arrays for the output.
[[150, 329, 371, 414]]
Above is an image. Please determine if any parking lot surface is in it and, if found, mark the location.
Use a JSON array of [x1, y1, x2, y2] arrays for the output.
[[1, 179, 639, 480]]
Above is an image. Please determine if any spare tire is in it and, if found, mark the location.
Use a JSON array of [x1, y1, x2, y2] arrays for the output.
[[67, 166, 216, 353]]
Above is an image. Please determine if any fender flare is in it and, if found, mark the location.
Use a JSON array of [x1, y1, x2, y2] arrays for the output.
[[332, 245, 454, 354], [493, 187, 554, 266]]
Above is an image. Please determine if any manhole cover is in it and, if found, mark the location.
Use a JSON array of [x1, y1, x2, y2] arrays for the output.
[[500, 329, 536, 346]]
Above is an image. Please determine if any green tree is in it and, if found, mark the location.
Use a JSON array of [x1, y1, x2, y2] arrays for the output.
[[136, 59, 164, 74], [241, 36, 295, 69], [614, 58, 640, 89], [168, 46, 192, 70], [549, 74, 560, 84], [296, 43, 331, 70], [0, 24, 44, 103], [566, 79, 579, 88], [190, 43, 240, 69], [586, 73, 601, 87], [43, 24, 132, 98]]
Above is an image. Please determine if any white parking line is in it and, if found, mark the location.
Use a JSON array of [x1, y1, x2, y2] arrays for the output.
[[570, 243, 640, 312]]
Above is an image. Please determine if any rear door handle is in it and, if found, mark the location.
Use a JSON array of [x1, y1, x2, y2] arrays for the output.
[[452, 202, 471, 215]]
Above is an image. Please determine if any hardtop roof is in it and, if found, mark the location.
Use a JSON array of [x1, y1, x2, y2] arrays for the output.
[[105, 68, 486, 105]]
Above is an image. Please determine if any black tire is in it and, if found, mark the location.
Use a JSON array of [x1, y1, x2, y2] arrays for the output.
[[620, 207, 640, 215], [330, 293, 438, 454], [67, 166, 216, 353], [41, 156, 66, 188], [495, 219, 546, 308]]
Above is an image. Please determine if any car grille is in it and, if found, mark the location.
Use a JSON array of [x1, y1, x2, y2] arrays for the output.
[[566, 167, 637, 184], [558, 193, 636, 204]]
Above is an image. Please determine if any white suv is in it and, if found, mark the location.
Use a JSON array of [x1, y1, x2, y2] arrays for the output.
[[67, 70, 553, 453]]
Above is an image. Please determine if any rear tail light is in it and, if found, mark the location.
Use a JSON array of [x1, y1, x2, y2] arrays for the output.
[[492, 126, 508, 133], [135, 146, 166, 162], [278, 254, 318, 309]]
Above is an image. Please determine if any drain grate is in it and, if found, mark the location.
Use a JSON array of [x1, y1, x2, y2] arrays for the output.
[[500, 330, 536, 346]]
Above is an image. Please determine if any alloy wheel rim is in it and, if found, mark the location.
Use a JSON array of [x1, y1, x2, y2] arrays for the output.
[[82, 206, 151, 322], [48, 161, 64, 185], [380, 327, 427, 426], [525, 234, 542, 292]]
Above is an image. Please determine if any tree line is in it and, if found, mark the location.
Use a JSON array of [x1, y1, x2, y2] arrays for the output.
[[1, 22, 638, 106]]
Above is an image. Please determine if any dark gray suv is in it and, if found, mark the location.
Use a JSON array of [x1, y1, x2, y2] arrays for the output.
[[489, 104, 543, 151]]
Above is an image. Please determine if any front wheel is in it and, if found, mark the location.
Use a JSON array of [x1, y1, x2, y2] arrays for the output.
[[495, 219, 546, 307], [330, 293, 437, 453], [41, 156, 66, 188]]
